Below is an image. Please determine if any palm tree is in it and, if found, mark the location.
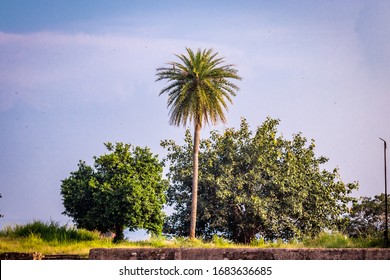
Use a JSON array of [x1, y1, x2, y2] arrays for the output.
[[156, 48, 241, 239]]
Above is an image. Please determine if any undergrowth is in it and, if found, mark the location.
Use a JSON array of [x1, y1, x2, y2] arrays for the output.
[[0, 221, 386, 255], [0, 220, 100, 242]]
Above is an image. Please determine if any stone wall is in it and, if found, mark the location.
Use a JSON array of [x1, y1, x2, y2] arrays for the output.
[[0, 252, 43, 260], [3, 248, 389, 260], [89, 248, 390, 260], [0, 252, 87, 260]]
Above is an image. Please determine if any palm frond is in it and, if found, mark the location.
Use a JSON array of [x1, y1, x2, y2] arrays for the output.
[[156, 48, 241, 128]]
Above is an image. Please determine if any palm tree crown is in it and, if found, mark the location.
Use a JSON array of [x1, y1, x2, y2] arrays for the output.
[[156, 48, 241, 128], [156, 48, 241, 238]]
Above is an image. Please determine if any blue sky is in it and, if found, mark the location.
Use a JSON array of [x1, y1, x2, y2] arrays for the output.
[[1, 0, 390, 229]]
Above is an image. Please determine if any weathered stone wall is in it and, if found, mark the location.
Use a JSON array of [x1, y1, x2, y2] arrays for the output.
[[0, 252, 43, 260], [89, 248, 390, 260], [3, 248, 389, 260], [0, 252, 87, 260]]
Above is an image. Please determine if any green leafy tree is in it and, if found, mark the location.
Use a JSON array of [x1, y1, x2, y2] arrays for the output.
[[156, 48, 241, 238], [346, 194, 390, 237], [61, 143, 168, 242], [162, 118, 358, 243]]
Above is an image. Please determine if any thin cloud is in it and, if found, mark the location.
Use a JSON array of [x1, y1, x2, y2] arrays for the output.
[[0, 31, 195, 111]]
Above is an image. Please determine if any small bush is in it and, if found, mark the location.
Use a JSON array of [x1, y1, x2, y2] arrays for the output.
[[349, 235, 385, 248], [250, 237, 265, 247], [173, 236, 205, 247], [145, 236, 169, 248], [211, 235, 233, 247], [304, 232, 351, 248]]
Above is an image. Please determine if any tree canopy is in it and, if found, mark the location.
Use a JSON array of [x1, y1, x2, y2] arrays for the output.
[[61, 143, 168, 242], [346, 194, 389, 238], [156, 48, 241, 238], [162, 118, 358, 243]]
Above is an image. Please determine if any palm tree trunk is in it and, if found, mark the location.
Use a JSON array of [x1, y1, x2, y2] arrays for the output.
[[189, 122, 201, 239]]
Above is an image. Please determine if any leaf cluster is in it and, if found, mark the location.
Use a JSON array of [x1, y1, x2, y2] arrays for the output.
[[346, 194, 389, 237], [156, 48, 242, 127]]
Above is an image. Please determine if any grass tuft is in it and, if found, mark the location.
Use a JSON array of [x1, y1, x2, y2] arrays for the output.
[[0, 220, 100, 243], [303, 232, 351, 248], [211, 235, 233, 247]]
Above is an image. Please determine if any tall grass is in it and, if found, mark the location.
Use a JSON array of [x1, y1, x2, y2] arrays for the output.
[[129, 233, 386, 249], [302, 232, 385, 248], [303, 232, 351, 248], [0, 220, 100, 243], [0, 220, 114, 255], [0, 221, 386, 255]]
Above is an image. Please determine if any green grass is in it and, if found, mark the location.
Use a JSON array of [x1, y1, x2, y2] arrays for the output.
[[302, 232, 385, 248], [0, 220, 99, 242], [0, 221, 386, 255], [303, 232, 351, 248], [0, 220, 113, 255]]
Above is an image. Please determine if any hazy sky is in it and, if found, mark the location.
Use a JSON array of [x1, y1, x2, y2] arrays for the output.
[[1, 0, 390, 228]]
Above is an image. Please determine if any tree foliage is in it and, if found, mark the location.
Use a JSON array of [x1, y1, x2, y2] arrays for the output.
[[61, 143, 168, 242], [156, 48, 241, 128], [156, 48, 241, 238], [162, 118, 358, 243], [346, 194, 389, 237]]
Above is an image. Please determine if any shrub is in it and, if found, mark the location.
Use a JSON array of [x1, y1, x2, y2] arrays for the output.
[[211, 235, 233, 247], [303, 232, 351, 248]]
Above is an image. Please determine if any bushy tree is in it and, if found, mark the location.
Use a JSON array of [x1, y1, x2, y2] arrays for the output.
[[346, 194, 389, 238], [162, 118, 358, 243], [61, 143, 168, 242]]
